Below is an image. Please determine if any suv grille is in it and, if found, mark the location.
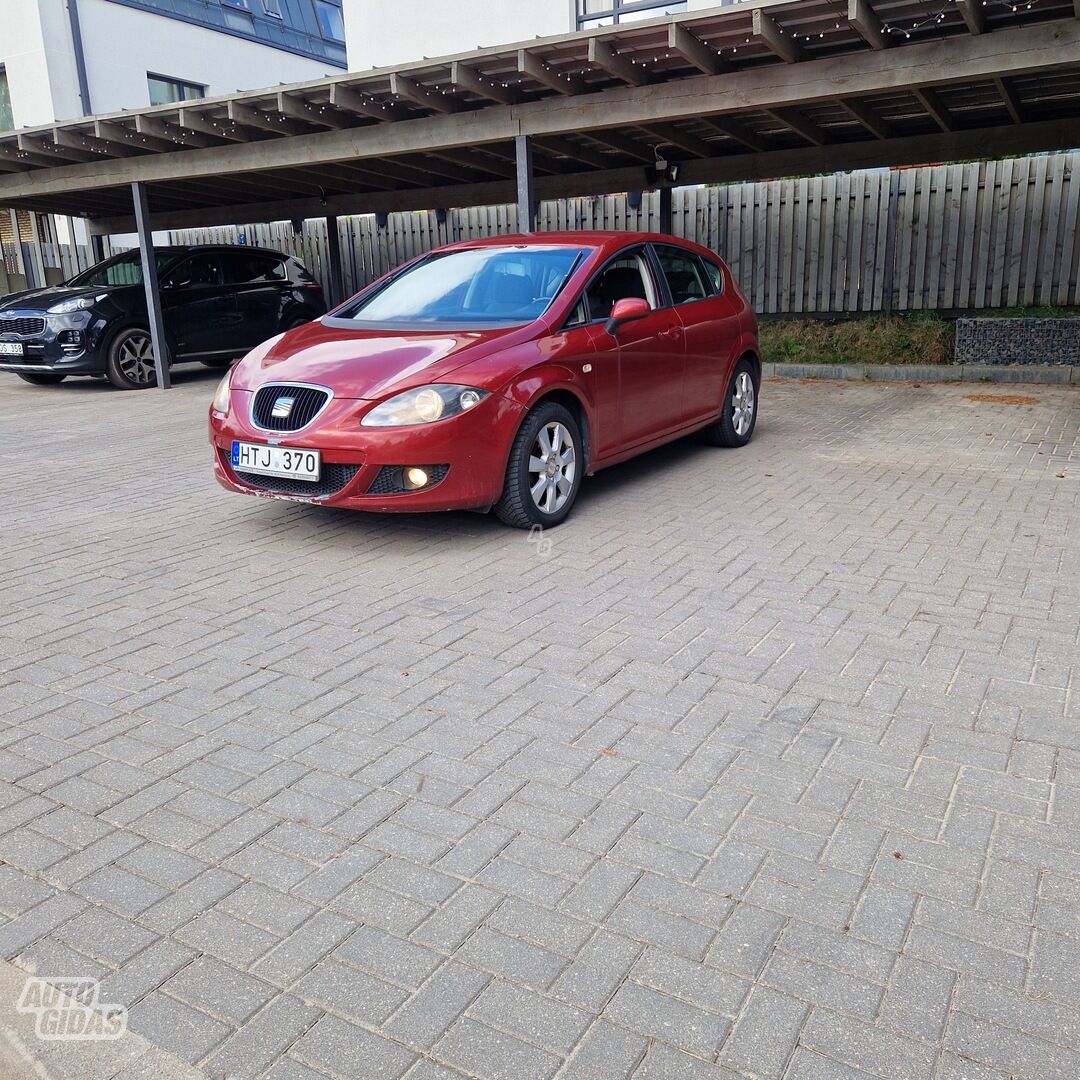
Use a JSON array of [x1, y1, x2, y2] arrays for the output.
[[222, 450, 359, 498], [252, 384, 331, 432], [0, 317, 46, 337]]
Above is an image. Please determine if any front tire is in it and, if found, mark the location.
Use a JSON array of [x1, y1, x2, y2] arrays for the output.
[[105, 327, 158, 390], [495, 402, 583, 529], [704, 358, 758, 448], [17, 372, 66, 386]]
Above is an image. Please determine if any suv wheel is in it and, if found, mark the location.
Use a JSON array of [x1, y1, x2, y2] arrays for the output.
[[106, 328, 158, 390]]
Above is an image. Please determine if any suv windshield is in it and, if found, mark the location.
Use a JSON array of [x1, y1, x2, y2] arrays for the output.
[[338, 246, 587, 328], [68, 250, 178, 288]]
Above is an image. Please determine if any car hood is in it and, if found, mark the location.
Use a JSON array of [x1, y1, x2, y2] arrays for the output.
[[232, 319, 534, 399], [0, 285, 105, 313]]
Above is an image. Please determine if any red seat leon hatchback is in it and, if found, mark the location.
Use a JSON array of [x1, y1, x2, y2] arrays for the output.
[[209, 231, 759, 528]]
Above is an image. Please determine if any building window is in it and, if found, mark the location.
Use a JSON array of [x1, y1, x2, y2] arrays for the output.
[[147, 74, 206, 106], [314, 0, 345, 42], [577, 0, 688, 28], [262, 0, 282, 17], [0, 68, 13, 133]]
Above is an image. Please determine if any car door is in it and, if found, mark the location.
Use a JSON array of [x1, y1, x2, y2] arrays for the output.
[[160, 251, 237, 358], [220, 251, 288, 349], [585, 247, 685, 451], [653, 244, 739, 425]]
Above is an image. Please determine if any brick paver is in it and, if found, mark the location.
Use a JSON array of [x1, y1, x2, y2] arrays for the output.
[[0, 371, 1077, 1079]]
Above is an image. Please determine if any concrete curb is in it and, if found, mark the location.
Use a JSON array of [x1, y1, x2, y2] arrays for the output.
[[762, 362, 1078, 384]]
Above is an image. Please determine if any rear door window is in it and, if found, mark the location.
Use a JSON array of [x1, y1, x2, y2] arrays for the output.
[[655, 246, 710, 305], [221, 252, 287, 285]]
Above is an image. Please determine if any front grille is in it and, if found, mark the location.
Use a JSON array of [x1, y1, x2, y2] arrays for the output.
[[367, 464, 449, 495], [252, 384, 331, 432], [222, 450, 360, 498], [0, 317, 46, 338]]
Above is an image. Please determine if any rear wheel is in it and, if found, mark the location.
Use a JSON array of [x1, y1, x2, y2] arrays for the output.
[[495, 402, 583, 529], [703, 358, 758, 448], [17, 372, 66, 386], [106, 327, 158, 390]]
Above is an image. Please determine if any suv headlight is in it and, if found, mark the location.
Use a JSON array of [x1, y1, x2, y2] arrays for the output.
[[211, 371, 232, 414], [46, 296, 99, 314], [361, 384, 489, 427]]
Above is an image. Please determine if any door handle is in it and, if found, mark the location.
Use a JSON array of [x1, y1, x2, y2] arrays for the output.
[[659, 326, 682, 340]]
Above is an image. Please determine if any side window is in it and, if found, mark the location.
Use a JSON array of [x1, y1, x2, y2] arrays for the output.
[[565, 297, 588, 328], [585, 250, 657, 321], [222, 253, 286, 285], [656, 246, 709, 305], [700, 257, 724, 295], [163, 253, 223, 288]]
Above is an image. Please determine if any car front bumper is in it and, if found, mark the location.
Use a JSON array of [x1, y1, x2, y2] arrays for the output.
[[209, 388, 525, 512], [0, 310, 109, 375]]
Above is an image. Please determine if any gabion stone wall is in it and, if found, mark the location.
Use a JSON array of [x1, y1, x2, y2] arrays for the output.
[[954, 319, 1080, 366]]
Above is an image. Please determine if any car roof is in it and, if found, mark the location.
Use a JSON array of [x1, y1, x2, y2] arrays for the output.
[[435, 231, 717, 259], [142, 244, 291, 258]]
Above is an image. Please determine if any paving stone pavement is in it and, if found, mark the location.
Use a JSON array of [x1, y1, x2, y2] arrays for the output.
[[0, 370, 1077, 1080]]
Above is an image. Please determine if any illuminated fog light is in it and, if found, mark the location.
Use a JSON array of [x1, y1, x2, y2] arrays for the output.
[[404, 467, 429, 489]]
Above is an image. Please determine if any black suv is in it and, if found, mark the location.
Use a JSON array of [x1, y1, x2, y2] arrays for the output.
[[0, 245, 327, 389]]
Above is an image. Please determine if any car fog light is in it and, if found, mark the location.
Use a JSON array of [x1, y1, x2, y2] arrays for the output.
[[404, 467, 429, 489]]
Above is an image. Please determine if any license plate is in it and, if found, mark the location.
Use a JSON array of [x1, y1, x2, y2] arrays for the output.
[[231, 441, 320, 481], [0, 342, 23, 357]]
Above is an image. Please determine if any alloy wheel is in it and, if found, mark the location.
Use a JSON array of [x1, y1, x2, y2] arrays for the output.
[[528, 421, 577, 515], [732, 370, 755, 437], [117, 332, 156, 385]]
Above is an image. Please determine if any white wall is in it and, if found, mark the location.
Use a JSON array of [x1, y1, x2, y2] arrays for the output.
[[78, 0, 335, 115], [344, 0, 573, 71], [0, 0, 72, 129]]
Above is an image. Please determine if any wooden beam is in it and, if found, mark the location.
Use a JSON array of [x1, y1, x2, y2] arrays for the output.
[[588, 38, 644, 87], [390, 73, 461, 114], [178, 108, 250, 142], [135, 114, 216, 148], [276, 93, 350, 130], [668, 22, 728, 76], [450, 62, 519, 105], [912, 87, 954, 131], [838, 97, 895, 140], [532, 136, 611, 170], [518, 49, 584, 95], [767, 107, 832, 146], [226, 101, 306, 136], [583, 130, 656, 164], [848, 0, 887, 51], [994, 77, 1023, 124], [752, 9, 801, 64], [700, 117, 767, 153], [3, 19, 1078, 204], [642, 123, 713, 159], [955, 0, 987, 35], [82, 117, 1080, 235], [6, 140, 61, 168], [431, 147, 515, 179], [95, 119, 169, 153], [328, 84, 405, 122], [48, 128, 119, 159]]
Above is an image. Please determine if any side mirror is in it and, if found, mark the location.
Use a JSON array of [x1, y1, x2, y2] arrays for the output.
[[605, 296, 650, 336]]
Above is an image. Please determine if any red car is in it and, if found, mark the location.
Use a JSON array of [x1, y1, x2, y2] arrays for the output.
[[209, 231, 759, 528]]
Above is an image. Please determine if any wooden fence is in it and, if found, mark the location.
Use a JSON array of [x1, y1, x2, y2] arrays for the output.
[[11, 152, 1078, 315]]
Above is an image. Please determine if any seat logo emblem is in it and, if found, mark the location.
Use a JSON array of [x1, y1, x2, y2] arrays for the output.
[[271, 396, 295, 419]]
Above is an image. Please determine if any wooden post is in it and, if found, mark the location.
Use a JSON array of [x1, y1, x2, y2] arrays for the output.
[[325, 214, 344, 307], [515, 134, 535, 233], [882, 169, 901, 313], [659, 186, 673, 235], [131, 181, 170, 389]]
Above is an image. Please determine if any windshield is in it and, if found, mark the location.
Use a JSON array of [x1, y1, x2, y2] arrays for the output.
[[68, 249, 178, 288], [338, 246, 587, 327]]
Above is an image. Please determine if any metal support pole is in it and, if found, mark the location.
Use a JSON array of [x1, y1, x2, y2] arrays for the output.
[[659, 186, 673, 235], [515, 134, 535, 233], [131, 182, 170, 390], [325, 215, 344, 307], [90, 233, 105, 264]]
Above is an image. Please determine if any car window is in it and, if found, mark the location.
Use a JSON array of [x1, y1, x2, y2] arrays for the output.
[[67, 249, 175, 287], [699, 257, 724, 295], [221, 252, 287, 285], [656, 246, 709, 305], [162, 253, 224, 288], [565, 297, 588, 328], [585, 250, 657, 321]]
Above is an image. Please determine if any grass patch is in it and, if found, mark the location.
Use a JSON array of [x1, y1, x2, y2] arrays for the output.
[[759, 313, 954, 366]]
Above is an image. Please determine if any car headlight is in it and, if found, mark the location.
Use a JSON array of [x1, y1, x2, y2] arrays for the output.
[[46, 296, 99, 314], [211, 371, 232, 415], [361, 384, 489, 427]]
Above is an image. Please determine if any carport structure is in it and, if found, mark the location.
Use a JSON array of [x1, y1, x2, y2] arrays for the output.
[[2, 0, 1080, 386]]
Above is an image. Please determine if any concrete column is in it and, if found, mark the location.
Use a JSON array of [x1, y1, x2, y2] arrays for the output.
[[325, 215, 344, 307], [515, 134, 535, 233], [131, 182, 171, 390]]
